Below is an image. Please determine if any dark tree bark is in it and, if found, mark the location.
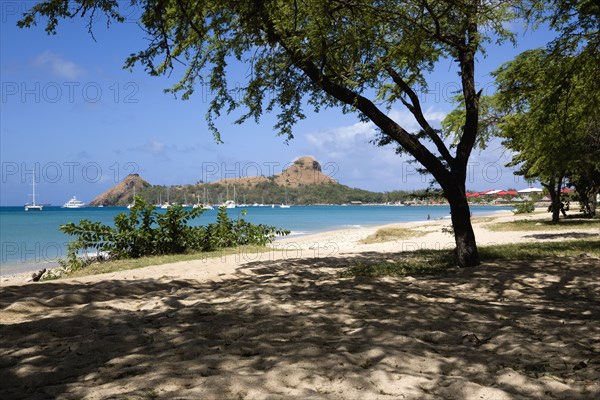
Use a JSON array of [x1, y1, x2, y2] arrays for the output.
[[446, 188, 480, 267], [544, 177, 563, 223]]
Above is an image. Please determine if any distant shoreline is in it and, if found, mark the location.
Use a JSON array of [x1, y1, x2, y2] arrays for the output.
[[0, 202, 531, 208], [0, 208, 523, 282]]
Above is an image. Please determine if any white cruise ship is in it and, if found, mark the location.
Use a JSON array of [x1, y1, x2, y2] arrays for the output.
[[62, 196, 86, 208]]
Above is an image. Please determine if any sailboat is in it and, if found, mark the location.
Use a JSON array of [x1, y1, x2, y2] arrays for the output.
[[24, 170, 43, 211], [279, 186, 291, 208], [194, 188, 214, 210], [160, 187, 171, 209], [182, 193, 190, 208], [222, 186, 236, 208], [127, 186, 136, 209]]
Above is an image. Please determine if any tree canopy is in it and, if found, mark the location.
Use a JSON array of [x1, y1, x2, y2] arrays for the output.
[[19, 0, 528, 266], [494, 48, 599, 220], [442, 1, 599, 221]]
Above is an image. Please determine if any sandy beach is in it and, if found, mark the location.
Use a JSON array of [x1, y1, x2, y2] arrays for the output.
[[1, 210, 599, 399]]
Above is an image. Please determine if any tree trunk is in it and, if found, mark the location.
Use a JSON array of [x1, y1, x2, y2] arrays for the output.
[[446, 191, 480, 268], [545, 177, 562, 223]]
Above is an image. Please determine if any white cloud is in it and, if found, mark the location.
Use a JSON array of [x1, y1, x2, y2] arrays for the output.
[[33, 51, 85, 79], [129, 139, 167, 156], [305, 121, 376, 156], [387, 108, 447, 132], [305, 107, 448, 161], [302, 107, 526, 191]]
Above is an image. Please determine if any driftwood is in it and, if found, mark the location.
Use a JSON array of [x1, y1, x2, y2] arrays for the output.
[[30, 269, 47, 282]]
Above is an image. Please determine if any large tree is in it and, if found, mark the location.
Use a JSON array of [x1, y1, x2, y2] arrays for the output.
[[19, 0, 521, 267], [443, 1, 599, 222]]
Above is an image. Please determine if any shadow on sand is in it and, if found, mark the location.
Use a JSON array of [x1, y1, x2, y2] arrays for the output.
[[523, 231, 599, 240], [1, 252, 599, 399]]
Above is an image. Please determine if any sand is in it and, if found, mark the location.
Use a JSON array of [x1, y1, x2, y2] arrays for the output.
[[1, 210, 599, 399]]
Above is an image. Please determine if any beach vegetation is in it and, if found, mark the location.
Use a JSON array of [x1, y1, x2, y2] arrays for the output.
[[513, 201, 536, 214], [340, 239, 600, 278], [360, 227, 426, 244], [18, 0, 536, 268], [485, 218, 600, 232], [339, 251, 454, 278], [59, 197, 289, 271]]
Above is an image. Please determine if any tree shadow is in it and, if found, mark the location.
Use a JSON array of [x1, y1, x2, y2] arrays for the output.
[[1, 253, 598, 399], [523, 232, 599, 240]]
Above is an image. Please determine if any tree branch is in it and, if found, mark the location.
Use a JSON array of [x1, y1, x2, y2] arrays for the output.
[[386, 67, 455, 165], [258, 14, 453, 184], [454, 11, 480, 172]]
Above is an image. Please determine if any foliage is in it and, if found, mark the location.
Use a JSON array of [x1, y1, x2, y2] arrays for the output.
[[17, 0, 527, 267], [441, 3, 600, 222], [59, 197, 289, 271], [492, 47, 599, 221], [441, 95, 502, 151], [114, 182, 450, 207], [513, 201, 535, 214]]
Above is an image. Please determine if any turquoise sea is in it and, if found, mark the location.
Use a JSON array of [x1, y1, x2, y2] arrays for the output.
[[0, 205, 511, 275]]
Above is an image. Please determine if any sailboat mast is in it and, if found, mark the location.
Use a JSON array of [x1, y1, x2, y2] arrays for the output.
[[32, 170, 36, 205]]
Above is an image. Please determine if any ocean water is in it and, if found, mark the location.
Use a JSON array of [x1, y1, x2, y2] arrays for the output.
[[0, 205, 511, 275]]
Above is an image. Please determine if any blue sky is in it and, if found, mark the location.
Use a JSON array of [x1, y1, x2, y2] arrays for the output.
[[1, 2, 556, 206]]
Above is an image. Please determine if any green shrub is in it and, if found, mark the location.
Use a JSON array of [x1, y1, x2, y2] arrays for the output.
[[513, 201, 535, 214], [59, 197, 289, 271]]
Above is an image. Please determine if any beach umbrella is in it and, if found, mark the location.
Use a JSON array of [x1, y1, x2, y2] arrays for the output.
[[517, 187, 543, 193]]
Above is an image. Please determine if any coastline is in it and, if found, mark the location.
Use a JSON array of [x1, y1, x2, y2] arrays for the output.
[[0, 205, 512, 278], [3, 208, 597, 284], [1, 209, 598, 399]]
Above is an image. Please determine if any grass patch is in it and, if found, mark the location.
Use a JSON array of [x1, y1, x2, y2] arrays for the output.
[[340, 239, 600, 278], [486, 219, 600, 232], [479, 239, 600, 259], [52, 245, 269, 279], [360, 227, 427, 244], [339, 249, 456, 277], [470, 216, 497, 224]]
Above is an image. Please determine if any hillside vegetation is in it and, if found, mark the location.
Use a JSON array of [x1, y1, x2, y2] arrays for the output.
[[91, 156, 445, 206]]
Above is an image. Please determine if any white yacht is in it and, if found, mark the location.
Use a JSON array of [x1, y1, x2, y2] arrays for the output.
[[24, 170, 43, 211], [223, 200, 236, 209], [221, 186, 236, 208], [193, 190, 214, 210], [63, 196, 86, 208]]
